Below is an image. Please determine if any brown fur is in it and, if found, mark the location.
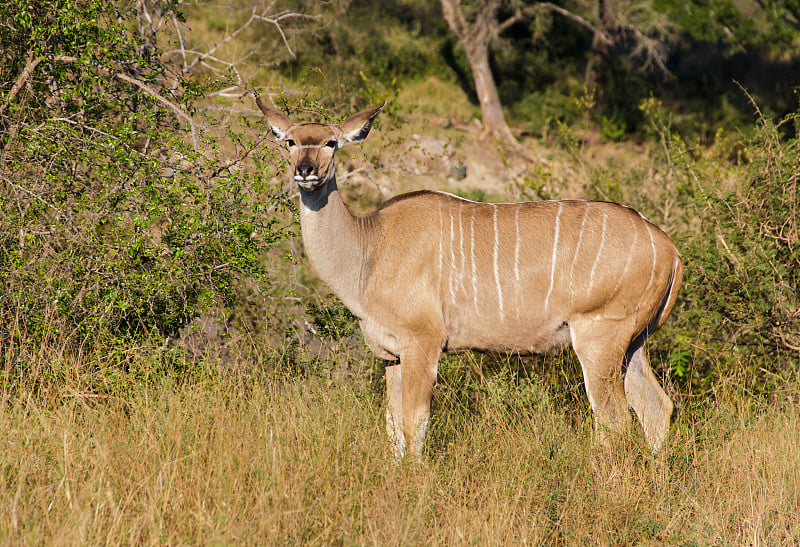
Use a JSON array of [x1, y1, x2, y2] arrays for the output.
[[257, 98, 682, 459]]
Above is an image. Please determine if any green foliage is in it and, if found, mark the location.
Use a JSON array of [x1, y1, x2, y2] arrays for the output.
[[642, 98, 800, 389], [280, 2, 458, 110], [0, 0, 293, 351], [260, 0, 800, 142], [600, 111, 628, 142], [305, 301, 358, 341], [510, 89, 583, 136], [453, 188, 487, 202]]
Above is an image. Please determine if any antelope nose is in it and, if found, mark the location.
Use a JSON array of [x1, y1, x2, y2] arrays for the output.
[[296, 164, 314, 178]]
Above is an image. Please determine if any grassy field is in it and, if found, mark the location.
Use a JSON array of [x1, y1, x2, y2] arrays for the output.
[[2, 1, 799, 544], [2, 344, 798, 545]]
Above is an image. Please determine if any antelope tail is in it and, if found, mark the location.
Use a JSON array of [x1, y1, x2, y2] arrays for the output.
[[623, 255, 683, 374]]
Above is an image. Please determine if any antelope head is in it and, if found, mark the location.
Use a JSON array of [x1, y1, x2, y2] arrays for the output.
[[256, 97, 385, 192]]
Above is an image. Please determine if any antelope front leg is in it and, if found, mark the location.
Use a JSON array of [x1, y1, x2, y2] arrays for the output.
[[384, 362, 405, 461], [400, 336, 441, 461]]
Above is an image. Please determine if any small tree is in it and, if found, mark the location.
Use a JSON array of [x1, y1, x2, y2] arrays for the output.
[[441, 0, 524, 145], [0, 0, 314, 352]]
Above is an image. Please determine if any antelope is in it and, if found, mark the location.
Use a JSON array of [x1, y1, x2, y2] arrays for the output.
[[256, 98, 683, 460]]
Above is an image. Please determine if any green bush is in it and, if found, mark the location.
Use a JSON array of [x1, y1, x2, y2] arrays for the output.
[[0, 0, 293, 353], [642, 98, 800, 390]]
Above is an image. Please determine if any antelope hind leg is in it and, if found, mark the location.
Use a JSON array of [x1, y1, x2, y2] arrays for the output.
[[570, 323, 632, 444], [624, 345, 673, 452]]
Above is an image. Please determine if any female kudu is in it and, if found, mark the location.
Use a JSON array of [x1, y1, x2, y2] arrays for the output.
[[257, 98, 682, 460]]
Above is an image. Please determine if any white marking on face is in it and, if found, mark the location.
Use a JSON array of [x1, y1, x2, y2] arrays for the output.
[[588, 212, 608, 292], [293, 143, 334, 150], [493, 205, 504, 322], [544, 203, 563, 314]]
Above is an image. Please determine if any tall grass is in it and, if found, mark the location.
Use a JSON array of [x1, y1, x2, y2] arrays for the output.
[[2, 341, 798, 544]]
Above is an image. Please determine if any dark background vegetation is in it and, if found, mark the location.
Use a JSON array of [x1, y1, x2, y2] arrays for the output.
[[1, 0, 798, 400]]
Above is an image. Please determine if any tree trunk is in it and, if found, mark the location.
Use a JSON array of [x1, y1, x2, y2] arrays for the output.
[[465, 43, 517, 144], [585, 0, 616, 104], [440, 0, 518, 146]]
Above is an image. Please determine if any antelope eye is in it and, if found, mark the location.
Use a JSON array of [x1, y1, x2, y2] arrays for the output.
[[286, 139, 296, 147], [325, 140, 337, 149]]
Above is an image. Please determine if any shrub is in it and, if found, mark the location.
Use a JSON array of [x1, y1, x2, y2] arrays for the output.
[[0, 1, 293, 356], [644, 98, 800, 390]]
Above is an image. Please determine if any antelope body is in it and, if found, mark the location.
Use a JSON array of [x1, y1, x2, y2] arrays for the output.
[[257, 98, 683, 459]]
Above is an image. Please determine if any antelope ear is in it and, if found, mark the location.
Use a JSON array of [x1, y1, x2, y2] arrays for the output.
[[338, 101, 386, 144], [255, 96, 294, 141]]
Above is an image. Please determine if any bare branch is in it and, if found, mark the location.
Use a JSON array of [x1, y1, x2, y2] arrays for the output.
[[169, 5, 320, 91], [253, 12, 321, 59], [441, 0, 468, 39], [112, 71, 198, 148], [0, 174, 63, 217], [172, 7, 260, 86], [0, 50, 43, 116], [171, 13, 189, 72], [43, 55, 199, 148], [495, 8, 524, 35], [536, 2, 605, 36]]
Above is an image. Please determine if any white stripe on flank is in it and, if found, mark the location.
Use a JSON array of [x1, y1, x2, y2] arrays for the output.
[[611, 214, 638, 298], [634, 222, 658, 314], [643, 223, 657, 297], [514, 207, 521, 319], [544, 203, 562, 314], [569, 204, 591, 294], [588, 212, 608, 291], [470, 210, 478, 313], [438, 202, 443, 298], [458, 205, 466, 295], [448, 211, 456, 303], [493, 205, 504, 322], [514, 207, 521, 283]]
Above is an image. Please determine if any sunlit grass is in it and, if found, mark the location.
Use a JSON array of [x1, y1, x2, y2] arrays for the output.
[[1, 344, 798, 544]]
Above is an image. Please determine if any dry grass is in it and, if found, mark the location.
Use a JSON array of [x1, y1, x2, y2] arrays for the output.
[[1, 348, 798, 545]]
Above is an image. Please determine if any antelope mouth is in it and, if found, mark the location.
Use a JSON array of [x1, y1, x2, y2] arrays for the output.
[[294, 174, 324, 191]]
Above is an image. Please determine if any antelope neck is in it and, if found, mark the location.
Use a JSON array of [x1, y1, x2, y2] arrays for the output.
[[298, 176, 372, 317]]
